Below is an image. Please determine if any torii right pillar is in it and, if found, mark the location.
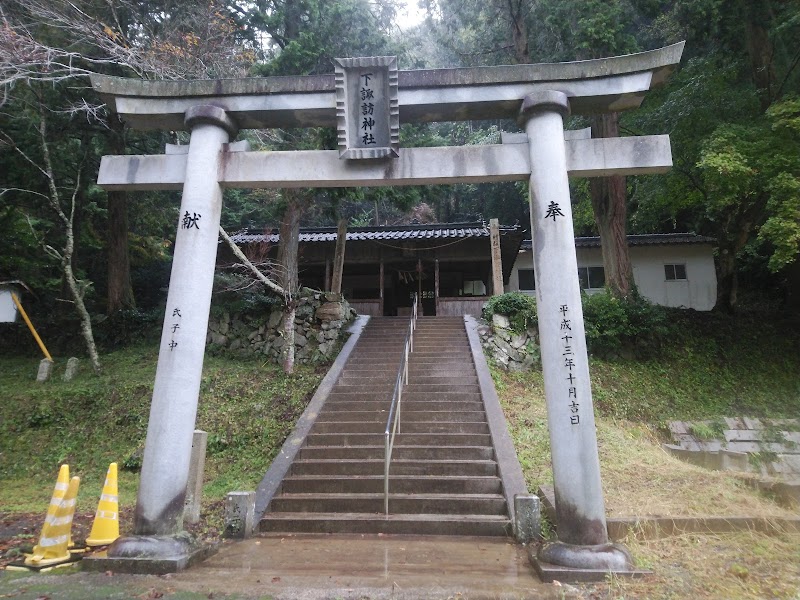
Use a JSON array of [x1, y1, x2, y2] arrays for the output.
[[520, 90, 633, 575]]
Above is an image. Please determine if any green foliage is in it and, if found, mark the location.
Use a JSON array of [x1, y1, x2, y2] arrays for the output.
[[483, 292, 538, 334], [688, 420, 725, 441], [94, 308, 164, 349], [211, 272, 285, 319], [581, 292, 670, 357], [250, 0, 399, 77]]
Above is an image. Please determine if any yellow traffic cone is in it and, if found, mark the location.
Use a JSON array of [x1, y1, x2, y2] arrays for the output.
[[45, 464, 70, 522], [44, 464, 76, 549], [86, 462, 120, 547], [25, 476, 80, 567]]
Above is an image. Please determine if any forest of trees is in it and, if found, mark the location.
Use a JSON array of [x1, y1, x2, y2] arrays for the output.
[[1, 0, 799, 359]]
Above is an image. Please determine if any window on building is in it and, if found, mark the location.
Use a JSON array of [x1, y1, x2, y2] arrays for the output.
[[462, 280, 486, 296], [518, 269, 535, 291], [664, 264, 687, 281], [577, 266, 605, 290]]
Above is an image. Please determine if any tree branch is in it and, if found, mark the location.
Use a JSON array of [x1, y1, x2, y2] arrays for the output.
[[218, 226, 288, 300]]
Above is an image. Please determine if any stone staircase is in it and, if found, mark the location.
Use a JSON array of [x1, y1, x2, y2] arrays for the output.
[[259, 316, 512, 536]]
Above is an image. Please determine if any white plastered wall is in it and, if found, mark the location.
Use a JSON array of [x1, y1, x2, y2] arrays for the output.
[[507, 243, 717, 311]]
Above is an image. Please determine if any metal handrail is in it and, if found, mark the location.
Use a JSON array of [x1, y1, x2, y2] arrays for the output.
[[384, 293, 418, 515]]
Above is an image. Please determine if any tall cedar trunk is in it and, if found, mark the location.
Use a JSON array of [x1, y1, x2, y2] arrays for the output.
[[785, 259, 800, 311], [589, 112, 635, 299], [509, 0, 530, 64], [715, 220, 753, 312], [106, 116, 135, 313], [742, 0, 775, 111], [715, 246, 739, 313], [278, 192, 302, 374]]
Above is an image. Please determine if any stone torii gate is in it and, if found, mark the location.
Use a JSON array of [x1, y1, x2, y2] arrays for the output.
[[90, 43, 684, 572]]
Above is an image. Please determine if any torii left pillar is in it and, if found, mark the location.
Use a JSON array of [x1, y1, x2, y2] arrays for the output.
[[107, 106, 237, 567]]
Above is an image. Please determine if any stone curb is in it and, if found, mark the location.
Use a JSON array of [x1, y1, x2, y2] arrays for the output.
[[253, 315, 369, 520], [465, 315, 528, 537]]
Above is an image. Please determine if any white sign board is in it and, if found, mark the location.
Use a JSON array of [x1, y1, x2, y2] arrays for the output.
[[0, 288, 19, 323]]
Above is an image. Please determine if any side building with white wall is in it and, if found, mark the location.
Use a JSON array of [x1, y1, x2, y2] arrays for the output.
[[508, 233, 717, 311]]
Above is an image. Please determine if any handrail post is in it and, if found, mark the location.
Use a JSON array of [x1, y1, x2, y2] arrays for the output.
[[384, 432, 390, 515], [404, 344, 409, 384], [397, 386, 402, 434]]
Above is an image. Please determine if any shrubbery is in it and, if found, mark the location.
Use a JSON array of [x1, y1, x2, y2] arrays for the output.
[[581, 292, 671, 356], [482, 292, 538, 334], [485, 290, 672, 358]]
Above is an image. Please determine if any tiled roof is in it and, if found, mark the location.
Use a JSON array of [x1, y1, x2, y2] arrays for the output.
[[520, 233, 715, 250], [230, 222, 521, 244]]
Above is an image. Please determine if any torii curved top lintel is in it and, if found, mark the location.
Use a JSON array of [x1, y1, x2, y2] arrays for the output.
[[90, 42, 684, 131]]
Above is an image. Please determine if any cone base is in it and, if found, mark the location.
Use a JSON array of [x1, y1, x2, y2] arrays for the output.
[[86, 536, 119, 547], [16, 553, 82, 571]]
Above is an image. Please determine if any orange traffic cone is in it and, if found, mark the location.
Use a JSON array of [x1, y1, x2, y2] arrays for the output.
[[86, 463, 120, 547], [25, 476, 80, 567]]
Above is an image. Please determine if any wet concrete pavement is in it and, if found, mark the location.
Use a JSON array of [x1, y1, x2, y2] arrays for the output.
[[167, 533, 576, 599]]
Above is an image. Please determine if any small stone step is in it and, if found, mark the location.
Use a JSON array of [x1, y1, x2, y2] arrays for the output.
[[310, 421, 490, 434], [291, 459, 498, 476], [280, 474, 503, 495], [322, 400, 485, 412], [316, 411, 486, 423], [326, 392, 482, 402], [305, 432, 493, 446], [269, 493, 507, 515], [259, 512, 511, 536], [333, 383, 479, 393], [297, 445, 494, 461], [337, 376, 479, 387]]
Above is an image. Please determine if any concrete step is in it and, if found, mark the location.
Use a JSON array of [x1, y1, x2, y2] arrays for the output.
[[298, 445, 494, 461], [339, 365, 476, 374], [259, 512, 511, 536], [291, 459, 498, 477], [322, 400, 485, 412], [337, 376, 479, 387], [326, 386, 483, 405], [317, 411, 486, 423], [269, 493, 507, 515], [310, 421, 490, 435], [348, 348, 468, 357], [280, 474, 503, 494], [344, 359, 473, 368], [331, 384, 479, 393], [305, 432, 493, 446]]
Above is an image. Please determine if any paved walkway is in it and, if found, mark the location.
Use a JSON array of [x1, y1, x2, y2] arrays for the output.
[[168, 534, 571, 599]]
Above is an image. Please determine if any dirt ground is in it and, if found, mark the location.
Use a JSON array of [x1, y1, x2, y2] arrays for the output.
[[0, 504, 225, 570]]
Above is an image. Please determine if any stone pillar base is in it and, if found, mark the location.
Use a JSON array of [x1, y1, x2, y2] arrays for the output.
[[529, 541, 650, 583], [82, 533, 217, 574]]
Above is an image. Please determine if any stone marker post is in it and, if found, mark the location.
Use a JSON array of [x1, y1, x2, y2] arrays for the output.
[[519, 91, 630, 569], [36, 358, 53, 382], [108, 106, 237, 561], [184, 429, 208, 524]]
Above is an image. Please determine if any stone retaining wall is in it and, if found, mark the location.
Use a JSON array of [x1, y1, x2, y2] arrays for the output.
[[206, 290, 356, 364], [478, 313, 540, 372]]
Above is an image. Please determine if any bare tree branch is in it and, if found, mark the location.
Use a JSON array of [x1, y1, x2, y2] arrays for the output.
[[218, 226, 289, 300]]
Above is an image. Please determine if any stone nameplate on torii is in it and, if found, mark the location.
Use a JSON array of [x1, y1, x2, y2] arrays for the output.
[[334, 56, 399, 160]]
